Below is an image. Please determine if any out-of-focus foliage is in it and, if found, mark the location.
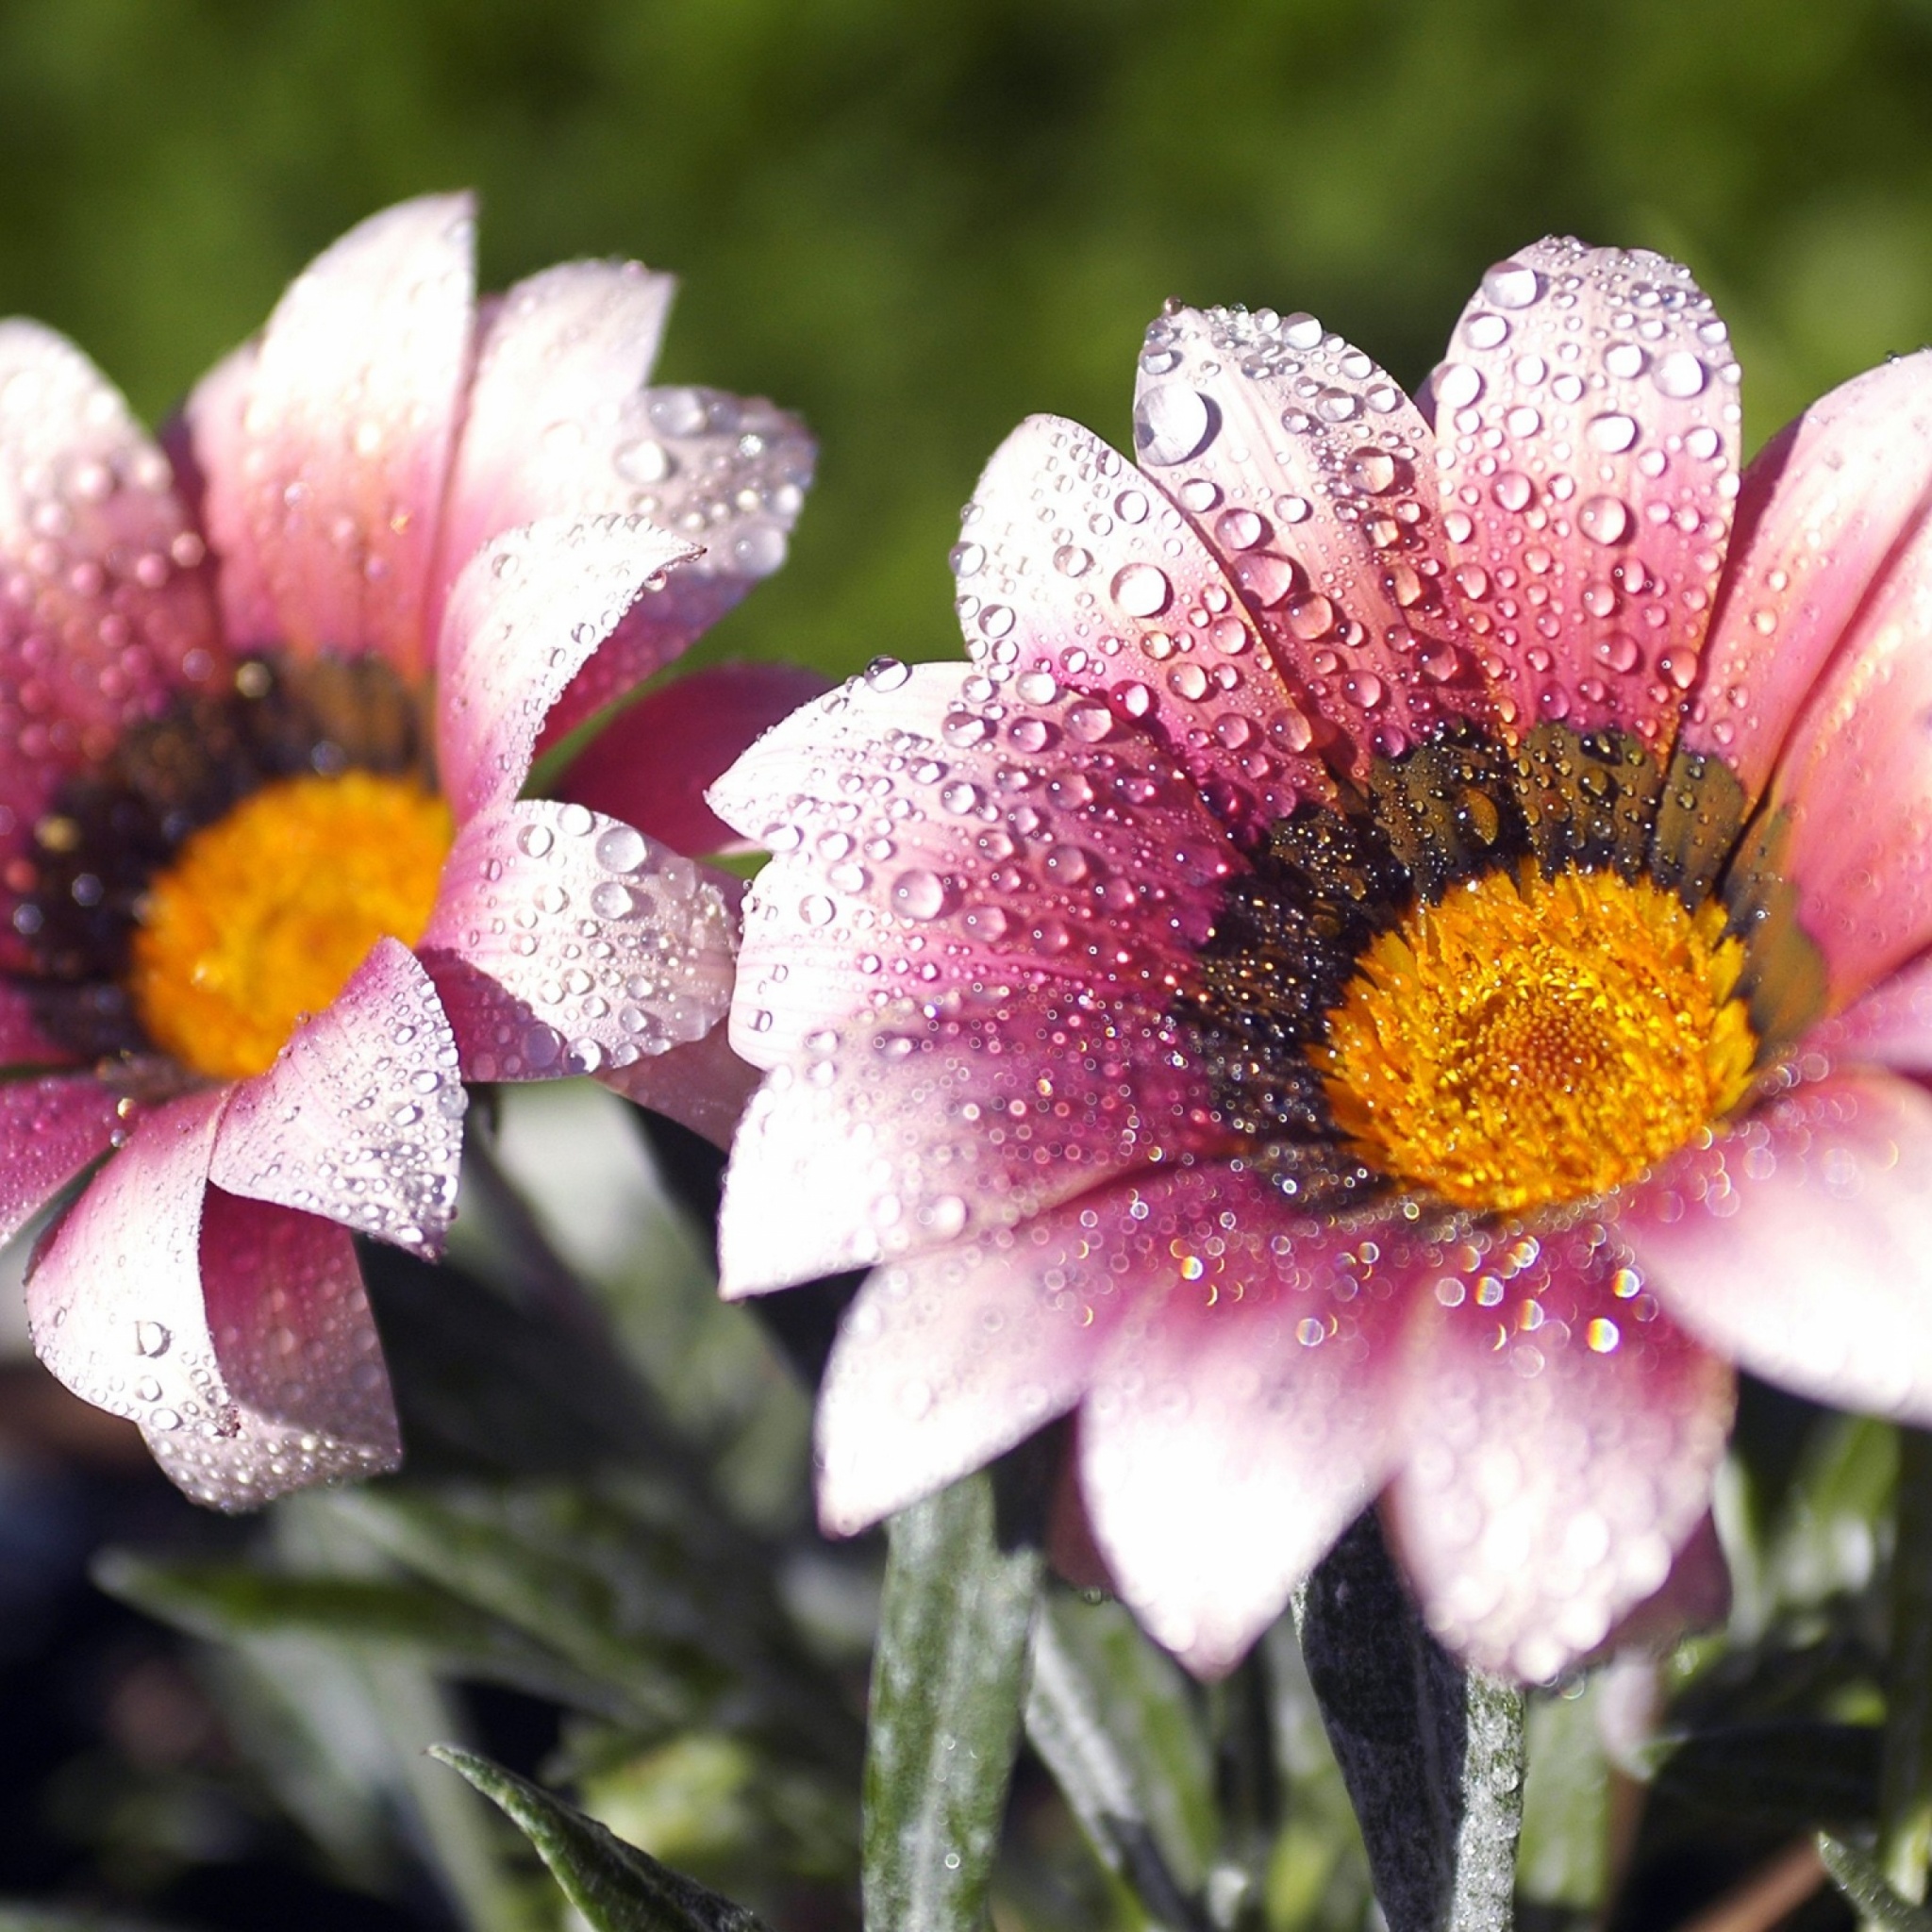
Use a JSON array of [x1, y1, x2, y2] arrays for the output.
[[3, 0, 1932, 689]]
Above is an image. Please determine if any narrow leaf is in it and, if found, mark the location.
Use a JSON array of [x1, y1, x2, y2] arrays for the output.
[[1819, 1833, 1932, 1930], [431, 1743, 771, 1932], [1294, 1512, 1524, 1932], [865, 1470, 1044, 1932], [1024, 1593, 1215, 1932]]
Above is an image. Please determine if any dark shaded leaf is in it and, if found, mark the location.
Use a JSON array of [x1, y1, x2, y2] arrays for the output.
[[865, 1470, 1043, 1932], [1654, 1721, 1881, 1828], [1294, 1512, 1524, 1932], [431, 1743, 771, 1932]]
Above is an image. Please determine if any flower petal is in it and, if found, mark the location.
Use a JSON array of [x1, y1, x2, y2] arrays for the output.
[[1808, 950, 1932, 1075], [710, 661, 1238, 1069], [1624, 1069, 1932, 1423], [1742, 501, 1932, 1001], [419, 798, 736, 1083], [0, 1074, 128, 1246], [198, 194, 475, 676], [816, 1187, 1140, 1535], [597, 1020, 761, 1149], [1076, 1169, 1409, 1677], [1431, 240, 1741, 746], [0, 320, 221, 898], [1135, 304, 1482, 768], [209, 937, 465, 1257], [558, 660, 831, 858], [28, 1090, 229, 1438], [435, 512, 698, 824], [1687, 351, 1932, 794], [1385, 1227, 1733, 1683], [718, 987, 1215, 1296], [434, 258, 677, 629], [144, 1190, 400, 1511], [957, 415, 1333, 836], [177, 341, 280, 651]]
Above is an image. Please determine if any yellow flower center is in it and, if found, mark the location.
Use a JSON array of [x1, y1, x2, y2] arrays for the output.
[[1313, 863, 1757, 1214], [128, 771, 454, 1080]]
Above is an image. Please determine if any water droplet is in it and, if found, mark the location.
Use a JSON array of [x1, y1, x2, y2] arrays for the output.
[[1134, 384, 1215, 466], [1481, 260, 1542, 309], [1578, 495, 1630, 545], [517, 823, 555, 858], [1234, 552, 1297, 607], [864, 656, 911, 691], [1053, 543, 1093, 577], [1213, 508, 1264, 551], [891, 869, 948, 919], [1493, 471, 1533, 512], [1434, 362, 1483, 410], [731, 523, 787, 575], [1464, 312, 1509, 350], [595, 824, 647, 873], [1111, 563, 1172, 618], [1287, 594, 1335, 641], [614, 438, 674, 484], [1652, 351, 1707, 399], [1347, 448, 1397, 494], [1588, 412, 1639, 454], [133, 1321, 171, 1357]]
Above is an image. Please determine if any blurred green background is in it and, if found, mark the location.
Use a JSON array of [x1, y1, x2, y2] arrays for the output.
[[3, 0, 1931, 681]]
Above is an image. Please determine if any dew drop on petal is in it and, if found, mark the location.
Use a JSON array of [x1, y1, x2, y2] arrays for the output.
[[1481, 260, 1542, 309], [1111, 562, 1173, 618], [1134, 384, 1215, 466], [1652, 351, 1707, 399], [1578, 495, 1630, 546]]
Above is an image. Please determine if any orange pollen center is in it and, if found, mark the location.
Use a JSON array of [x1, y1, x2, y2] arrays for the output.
[[1312, 863, 1757, 1214], [128, 770, 455, 1080]]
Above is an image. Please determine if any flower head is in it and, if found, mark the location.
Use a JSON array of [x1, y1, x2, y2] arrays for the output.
[[711, 237, 1932, 1682], [3, 196, 816, 1507]]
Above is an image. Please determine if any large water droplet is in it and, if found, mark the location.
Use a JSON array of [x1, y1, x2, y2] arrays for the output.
[[1578, 495, 1630, 545], [1111, 562, 1173, 618], [1481, 260, 1542, 309], [1587, 412, 1639, 454], [1652, 351, 1707, 399], [1134, 385, 1215, 466], [891, 869, 948, 920]]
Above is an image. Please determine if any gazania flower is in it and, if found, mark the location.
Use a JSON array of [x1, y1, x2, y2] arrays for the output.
[[711, 237, 1932, 1683], [3, 195, 815, 1507]]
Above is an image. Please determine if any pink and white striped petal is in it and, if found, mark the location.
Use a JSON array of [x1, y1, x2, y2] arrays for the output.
[[712, 662, 1238, 1068], [0, 321, 221, 889], [145, 1190, 399, 1511], [1746, 505, 1932, 1002], [957, 416, 1333, 836], [558, 660, 831, 858], [210, 938, 464, 1257], [420, 799, 736, 1084], [1687, 352, 1932, 794], [435, 512, 697, 824], [1386, 1224, 1733, 1683], [718, 988, 1217, 1297], [1134, 305, 1483, 767], [197, 194, 475, 676], [28, 1091, 230, 1439], [1623, 1069, 1932, 1423], [816, 1187, 1141, 1535], [1077, 1169, 1410, 1677], [434, 258, 677, 633], [179, 341, 280, 652], [597, 1020, 761, 1149], [1807, 950, 1932, 1076], [1431, 241, 1742, 746], [0, 1075, 128, 1248]]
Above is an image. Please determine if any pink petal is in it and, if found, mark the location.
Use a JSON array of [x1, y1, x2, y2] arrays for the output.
[[196, 194, 475, 676], [0, 982, 80, 1064], [178, 341, 281, 651], [0, 1074, 128, 1246], [1744, 501, 1932, 999], [1807, 950, 1932, 1074], [0, 321, 221, 889], [557, 660, 832, 858], [419, 799, 737, 1084], [1076, 1169, 1410, 1677], [710, 662, 1238, 1069], [28, 1090, 229, 1438], [147, 1189, 400, 1511], [717, 986, 1217, 1296], [1687, 351, 1932, 793], [1431, 240, 1741, 745], [596, 1020, 761, 1149], [434, 258, 677, 635], [1385, 1226, 1733, 1682], [815, 1185, 1140, 1535], [435, 513, 697, 824], [1134, 305, 1483, 769], [1623, 1068, 1932, 1423], [958, 415, 1333, 836], [209, 937, 465, 1257]]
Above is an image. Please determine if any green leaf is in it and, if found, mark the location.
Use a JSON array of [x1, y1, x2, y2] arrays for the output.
[[865, 1470, 1044, 1932], [1515, 1685, 1611, 1916], [431, 1744, 772, 1932], [1819, 1833, 1932, 1930], [1024, 1592, 1216, 1932], [1294, 1512, 1525, 1932], [92, 1550, 631, 1723], [1652, 1721, 1881, 1828], [1884, 1426, 1932, 1898], [0, 1910, 195, 1932]]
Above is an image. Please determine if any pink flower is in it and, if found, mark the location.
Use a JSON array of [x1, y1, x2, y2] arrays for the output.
[[2, 195, 817, 1507], [710, 237, 1932, 1683]]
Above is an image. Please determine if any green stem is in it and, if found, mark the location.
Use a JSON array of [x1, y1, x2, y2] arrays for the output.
[[1883, 1426, 1932, 1905]]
